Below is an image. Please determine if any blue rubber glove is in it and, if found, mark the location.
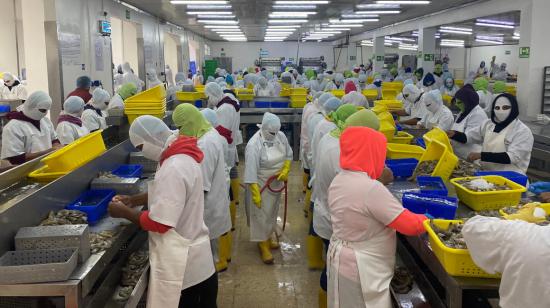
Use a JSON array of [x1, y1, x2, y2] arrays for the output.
[[528, 182, 550, 194]]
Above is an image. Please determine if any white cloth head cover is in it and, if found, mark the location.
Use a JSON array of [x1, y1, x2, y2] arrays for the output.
[[91, 88, 111, 110], [3, 72, 15, 85], [201, 108, 219, 127], [494, 95, 512, 123], [334, 73, 345, 84], [146, 69, 158, 82], [64, 96, 85, 117], [205, 82, 224, 106], [424, 89, 443, 113], [23, 91, 52, 120], [129, 115, 175, 161], [122, 62, 132, 73], [258, 77, 268, 88], [175, 72, 186, 84], [318, 92, 334, 108], [402, 84, 421, 104], [342, 91, 368, 107], [260, 112, 281, 141], [322, 97, 342, 116], [358, 74, 367, 83]]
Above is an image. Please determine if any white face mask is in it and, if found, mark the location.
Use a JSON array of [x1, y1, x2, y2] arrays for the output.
[[494, 99, 512, 123], [24, 108, 48, 121], [208, 96, 219, 107], [261, 129, 277, 142], [426, 102, 439, 114], [141, 142, 164, 161]]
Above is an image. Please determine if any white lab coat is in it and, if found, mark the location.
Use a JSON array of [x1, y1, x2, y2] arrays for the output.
[[216, 103, 240, 168], [197, 129, 232, 240], [123, 72, 144, 92], [477, 90, 493, 112], [463, 216, 550, 308], [466, 118, 534, 174], [244, 131, 293, 241], [405, 94, 428, 120], [107, 94, 125, 111], [56, 119, 90, 145], [1, 118, 57, 160], [324, 82, 338, 92], [418, 105, 454, 131], [312, 133, 340, 240], [310, 119, 337, 173], [254, 84, 275, 97], [1, 84, 27, 101], [113, 74, 124, 91], [146, 153, 214, 307], [305, 112, 324, 171], [299, 102, 321, 170], [451, 106, 488, 159], [81, 109, 107, 132]]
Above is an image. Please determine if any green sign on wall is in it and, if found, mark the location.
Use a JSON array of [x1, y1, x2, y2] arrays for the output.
[[423, 54, 434, 62], [376, 55, 384, 61], [519, 47, 530, 58], [126, 10, 131, 19]]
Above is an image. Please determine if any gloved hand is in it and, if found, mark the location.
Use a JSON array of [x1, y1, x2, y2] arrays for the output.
[[277, 160, 291, 182], [505, 203, 547, 223], [529, 182, 550, 195], [250, 183, 261, 208]]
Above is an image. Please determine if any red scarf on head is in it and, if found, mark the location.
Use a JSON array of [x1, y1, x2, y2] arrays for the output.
[[216, 125, 233, 144], [57, 115, 83, 127], [160, 136, 204, 166], [217, 96, 240, 112], [344, 80, 357, 94], [7, 111, 41, 130], [340, 127, 387, 179]]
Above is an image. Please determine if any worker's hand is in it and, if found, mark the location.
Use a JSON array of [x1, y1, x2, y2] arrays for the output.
[[416, 124, 424, 129], [505, 203, 547, 223], [108, 201, 132, 219], [540, 192, 550, 203], [112, 195, 133, 207], [52, 143, 63, 150], [467, 152, 481, 162], [250, 183, 262, 208], [378, 167, 394, 185], [277, 160, 291, 182], [447, 130, 456, 138]]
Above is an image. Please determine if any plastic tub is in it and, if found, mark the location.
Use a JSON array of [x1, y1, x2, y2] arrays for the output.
[[379, 121, 396, 142], [417, 139, 458, 181], [126, 85, 166, 102], [474, 171, 528, 187], [0, 105, 10, 113], [374, 99, 403, 110], [195, 100, 203, 108], [112, 164, 143, 178], [362, 89, 379, 101], [402, 192, 458, 219], [41, 131, 106, 173], [254, 101, 270, 108], [391, 131, 414, 144], [290, 99, 307, 108], [176, 92, 202, 101], [126, 112, 165, 124], [417, 176, 448, 196], [382, 89, 398, 100], [371, 104, 388, 115], [28, 166, 68, 183], [386, 158, 418, 178], [423, 219, 500, 278], [416, 138, 426, 149], [423, 127, 453, 153], [65, 189, 116, 225], [499, 203, 550, 218], [330, 90, 345, 98], [451, 175, 527, 211], [386, 144, 425, 160], [290, 88, 307, 95], [271, 101, 290, 108]]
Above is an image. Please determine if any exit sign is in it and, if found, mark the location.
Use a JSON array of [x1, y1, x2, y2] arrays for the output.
[[519, 47, 530, 58], [423, 54, 434, 61]]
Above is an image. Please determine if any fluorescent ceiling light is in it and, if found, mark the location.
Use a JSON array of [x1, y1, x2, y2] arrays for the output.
[[476, 35, 503, 41], [441, 39, 464, 43], [275, 1, 329, 4], [266, 33, 292, 36], [384, 42, 394, 46], [271, 11, 316, 15], [268, 25, 301, 28], [198, 20, 238, 24], [204, 25, 239, 28], [310, 31, 341, 34], [440, 26, 472, 32], [266, 29, 296, 32], [512, 35, 520, 40], [355, 10, 400, 14], [197, 15, 235, 18], [216, 32, 244, 35], [264, 36, 288, 39], [323, 27, 351, 31], [341, 14, 379, 18], [441, 43, 465, 47], [211, 28, 241, 31], [477, 19, 515, 26], [439, 29, 473, 35], [269, 19, 308, 23], [328, 24, 363, 28], [386, 36, 416, 42], [330, 18, 379, 23], [187, 4, 232, 9], [269, 14, 312, 18], [171, 1, 228, 4], [475, 22, 515, 29], [376, 1, 430, 4], [186, 11, 232, 14], [475, 39, 503, 44], [273, 5, 316, 9], [357, 3, 400, 8], [220, 34, 246, 37]]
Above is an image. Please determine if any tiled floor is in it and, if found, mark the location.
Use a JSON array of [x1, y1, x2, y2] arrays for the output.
[[218, 162, 320, 308]]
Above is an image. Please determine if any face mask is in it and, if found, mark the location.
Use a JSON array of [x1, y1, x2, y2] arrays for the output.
[[261, 129, 277, 142], [426, 102, 439, 113], [24, 108, 47, 121], [445, 80, 453, 88], [455, 100, 465, 113], [208, 96, 219, 107], [494, 100, 512, 123], [4, 79, 14, 87], [141, 142, 164, 161]]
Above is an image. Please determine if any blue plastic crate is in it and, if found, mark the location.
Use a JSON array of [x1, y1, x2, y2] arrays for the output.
[[417, 176, 448, 196], [0, 105, 10, 113], [271, 102, 289, 108], [255, 101, 270, 108], [385, 158, 418, 178], [416, 138, 426, 149], [396, 123, 403, 131], [474, 171, 528, 187], [112, 164, 143, 178], [65, 189, 116, 225], [402, 192, 458, 219], [194, 100, 203, 108]]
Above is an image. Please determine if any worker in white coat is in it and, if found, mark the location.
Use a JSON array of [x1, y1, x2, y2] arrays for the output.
[[1, 91, 60, 165], [82, 88, 110, 132], [341, 91, 368, 108], [165, 65, 174, 87], [309, 97, 343, 174], [122, 62, 144, 91], [327, 126, 428, 308], [253, 77, 275, 97], [392, 84, 428, 126], [146, 68, 163, 89], [107, 83, 138, 111], [56, 96, 89, 145], [1, 73, 27, 101], [108, 115, 217, 308], [440, 77, 459, 97], [447, 84, 488, 159], [449, 93, 533, 174], [113, 65, 124, 92], [244, 112, 292, 264], [418, 89, 454, 131], [305, 93, 334, 174], [463, 215, 550, 308], [172, 104, 232, 273]]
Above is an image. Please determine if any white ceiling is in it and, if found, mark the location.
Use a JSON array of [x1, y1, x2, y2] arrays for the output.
[[122, 0, 485, 42]]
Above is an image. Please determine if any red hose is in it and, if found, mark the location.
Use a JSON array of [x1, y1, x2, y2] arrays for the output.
[[239, 176, 289, 231]]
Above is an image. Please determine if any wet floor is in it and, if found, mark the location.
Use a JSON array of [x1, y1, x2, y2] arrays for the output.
[[218, 162, 320, 308]]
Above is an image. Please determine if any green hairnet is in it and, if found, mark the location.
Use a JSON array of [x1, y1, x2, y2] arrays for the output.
[[305, 69, 316, 80], [473, 77, 489, 93], [344, 71, 353, 78], [390, 67, 398, 77], [493, 81, 506, 94], [434, 63, 443, 74], [331, 109, 380, 138], [172, 103, 212, 138], [118, 83, 138, 100], [328, 104, 358, 130]]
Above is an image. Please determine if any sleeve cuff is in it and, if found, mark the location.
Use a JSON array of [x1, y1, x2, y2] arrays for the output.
[[451, 132, 467, 143], [481, 152, 511, 164]]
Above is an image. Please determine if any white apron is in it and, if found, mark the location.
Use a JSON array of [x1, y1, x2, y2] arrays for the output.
[[481, 123, 522, 173], [328, 228, 396, 308], [451, 116, 481, 160], [146, 183, 209, 308], [246, 139, 286, 242]]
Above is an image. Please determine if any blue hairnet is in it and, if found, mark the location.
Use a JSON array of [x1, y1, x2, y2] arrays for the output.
[[225, 74, 234, 85], [423, 73, 435, 87], [322, 97, 342, 115], [373, 79, 382, 87], [201, 108, 219, 127], [77, 76, 92, 89], [403, 79, 414, 86], [64, 96, 85, 115]]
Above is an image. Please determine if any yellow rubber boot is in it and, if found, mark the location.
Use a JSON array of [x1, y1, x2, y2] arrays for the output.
[[225, 232, 233, 263], [270, 233, 280, 250], [304, 187, 312, 218], [258, 240, 274, 264], [215, 236, 229, 272], [318, 288, 327, 308], [229, 199, 237, 230], [230, 178, 240, 205], [307, 235, 325, 270], [302, 172, 308, 193]]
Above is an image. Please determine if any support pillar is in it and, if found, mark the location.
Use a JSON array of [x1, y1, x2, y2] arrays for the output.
[[373, 36, 385, 72], [418, 27, 436, 73]]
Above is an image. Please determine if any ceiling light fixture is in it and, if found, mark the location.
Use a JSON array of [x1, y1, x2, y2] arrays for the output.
[[341, 14, 379, 18], [275, 1, 329, 4], [267, 25, 301, 28], [197, 15, 235, 18], [186, 4, 232, 9], [171, 1, 228, 4], [270, 11, 316, 15], [330, 18, 379, 23], [323, 27, 351, 31], [268, 19, 308, 23], [215, 32, 244, 34], [376, 1, 430, 4], [386, 36, 416, 42], [197, 20, 238, 24], [355, 10, 400, 14], [273, 5, 316, 9], [475, 38, 503, 45], [477, 19, 515, 26], [438, 29, 473, 35], [266, 29, 296, 32], [327, 24, 363, 28], [204, 25, 239, 28], [357, 3, 400, 8], [440, 26, 472, 32], [475, 22, 515, 29], [264, 36, 288, 39], [476, 35, 503, 41], [186, 11, 233, 14]]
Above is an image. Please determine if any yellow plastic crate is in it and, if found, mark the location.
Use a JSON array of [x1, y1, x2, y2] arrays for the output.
[[377, 111, 395, 126], [176, 92, 203, 101], [382, 89, 398, 100], [125, 101, 165, 109], [379, 121, 396, 141], [41, 131, 106, 173], [280, 88, 291, 97], [367, 76, 374, 84], [418, 139, 458, 180], [386, 144, 425, 160], [247, 83, 254, 89], [237, 94, 255, 101], [450, 175, 527, 211], [390, 131, 414, 144], [374, 100, 403, 110], [126, 112, 165, 124], [290, 88, 307, 95], [499, 203, 550, 219], [28, 166, 67, 183], [505, 86, 516, 96], [290, 94, 307, 101], [330, 90, 345, 98], [382, 81, 404, 91], [371, 104, 388, 115], [423, 127, 453, 153], [424, 219, 501, 278], [362, 89, 379, 101], [126, 85, 166, 102], [455, 79, 464, 88], [290, 99, 307, 108], [442, 94, 453, 106]]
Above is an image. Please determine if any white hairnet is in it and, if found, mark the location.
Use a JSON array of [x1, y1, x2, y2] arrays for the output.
[[358, 74, 367, 83], [122, 62, 132, 73], [201, 108, 219, 127], [64, 96, 85, 116], [91, 88, 111, 110], [25, 91, 52, 110], [342, 91, 368, 107], [318, 92, 334, 107], [215, 77, 225, 84], [129, 115, 173, 148], [402, 84, 421, 102], [317, 73, 324, 82], [335, 73, 345, 83], [205, 82, 223, 101], [175, 72, 186, 84], [424, 89, 443, 110], [261, 112, 281, 133], [3, 72, 14, 82], [322, 97, 342, 115], [258, 77, 268, 87]]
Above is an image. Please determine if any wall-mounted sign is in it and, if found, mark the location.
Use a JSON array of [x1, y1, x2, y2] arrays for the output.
[[423, 54, 434, 62], [519, 47, 530, 58], [349, 56, 356, 61], [260, 49, 269, 57], [505, 50, 511, 55], [376, 55, 384, 62], [126, 10, 131, 20], [98, 20, 111, 36]]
